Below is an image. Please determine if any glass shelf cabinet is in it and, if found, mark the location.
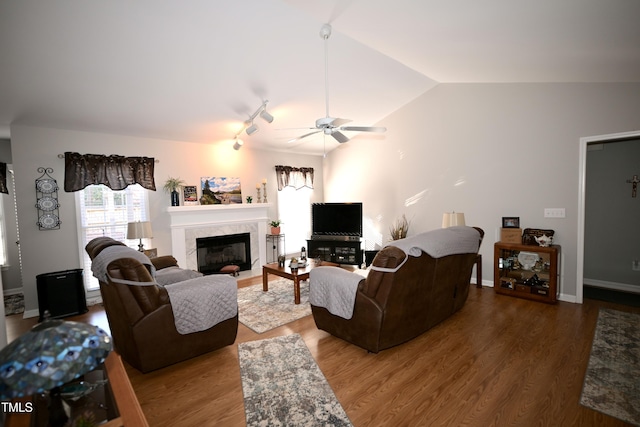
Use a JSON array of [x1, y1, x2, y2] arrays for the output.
[[494, 242, 560, 303]]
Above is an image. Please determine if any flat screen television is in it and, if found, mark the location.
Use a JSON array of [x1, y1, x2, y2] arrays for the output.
[[311, 202, 363, 237]]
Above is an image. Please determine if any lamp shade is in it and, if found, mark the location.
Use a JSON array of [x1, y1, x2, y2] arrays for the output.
[[127, 221, 153, 239], [442, 212, 465, 228]]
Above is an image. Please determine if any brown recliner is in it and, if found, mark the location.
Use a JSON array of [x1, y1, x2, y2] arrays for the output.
[[85, 237, 238, 373], [310, 227, 484, 353]]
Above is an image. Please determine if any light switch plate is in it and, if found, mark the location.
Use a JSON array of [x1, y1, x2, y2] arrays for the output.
[[544, 208, 566, 218]]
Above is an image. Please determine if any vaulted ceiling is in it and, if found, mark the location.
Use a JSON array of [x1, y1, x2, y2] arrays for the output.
[[1, 0, 639, 155]]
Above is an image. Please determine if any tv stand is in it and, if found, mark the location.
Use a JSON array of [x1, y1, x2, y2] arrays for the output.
[[310, 234, 361, 242], [307, 238, 362, 266]]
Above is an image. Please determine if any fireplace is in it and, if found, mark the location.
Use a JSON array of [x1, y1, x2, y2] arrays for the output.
[[196, 233, 251, 275], [166, 204, 270, 272]]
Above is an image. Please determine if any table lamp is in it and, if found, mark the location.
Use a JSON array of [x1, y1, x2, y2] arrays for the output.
[[442, 212, 465, 228], [127, 221, 153, 251]]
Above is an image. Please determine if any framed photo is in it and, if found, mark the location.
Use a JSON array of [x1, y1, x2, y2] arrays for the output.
[[502, 217, 520, 228], [200, 177, 242, 204], [183, 185, 198, 205]]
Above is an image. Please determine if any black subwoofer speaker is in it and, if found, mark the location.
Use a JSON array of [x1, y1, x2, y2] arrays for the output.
[[36, 268, 88, 321]]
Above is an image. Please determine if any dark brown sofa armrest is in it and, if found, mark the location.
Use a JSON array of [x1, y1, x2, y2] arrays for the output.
[[85, 236, 125, 259], [106, 258, 167, 313], [151, 255, 179, 270], [360, 246, 407, 298]]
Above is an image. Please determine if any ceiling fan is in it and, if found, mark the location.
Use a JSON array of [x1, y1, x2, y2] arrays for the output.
[[288, 23, 387, 145]]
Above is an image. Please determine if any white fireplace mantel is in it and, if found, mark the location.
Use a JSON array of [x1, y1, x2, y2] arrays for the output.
[[166, 203, 272, 270]]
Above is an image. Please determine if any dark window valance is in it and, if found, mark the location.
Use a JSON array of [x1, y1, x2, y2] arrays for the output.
[[0, 163, 7, 194], [64, 152, 156, 192], [275, 165, 314, 191]]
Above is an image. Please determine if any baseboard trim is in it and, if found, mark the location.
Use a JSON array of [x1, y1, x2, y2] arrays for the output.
[[2, 287, 23, 297], [558, 293, 577, 303], [23, 308, 39, 319], [584, 278, 640, 294]]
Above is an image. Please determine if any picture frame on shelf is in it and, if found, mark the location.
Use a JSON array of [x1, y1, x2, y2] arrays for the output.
[[183, 185, 198, 205], [502, 217, 520, 228]]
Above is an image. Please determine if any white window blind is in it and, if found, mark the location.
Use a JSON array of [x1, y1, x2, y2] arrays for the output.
[[76, 184, 150, 291], [277, 186, 312, 256], [0, 193, 7, 266]]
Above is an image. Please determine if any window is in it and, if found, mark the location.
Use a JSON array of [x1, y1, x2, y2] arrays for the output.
[[0, 192, 7, 266], [277, 186, 312, 255], [76, 184, 150, 290], [0, 167, 18, 269]]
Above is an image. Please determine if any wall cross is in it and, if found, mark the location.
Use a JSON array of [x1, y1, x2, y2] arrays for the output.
[[627, 174, 639, 198]]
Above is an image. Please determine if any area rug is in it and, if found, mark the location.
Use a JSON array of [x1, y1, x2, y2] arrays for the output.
[[3, 293, 24, 315], [238, 333, 352, 427], [580, 308, 640, 425], [237, 278, 311, 334]]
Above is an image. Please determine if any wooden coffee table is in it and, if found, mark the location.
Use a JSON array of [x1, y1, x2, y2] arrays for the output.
[[262, 262, 315, 304]]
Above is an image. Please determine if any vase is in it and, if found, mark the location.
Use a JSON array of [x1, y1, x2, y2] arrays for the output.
[[171, 190, 179, 206], [270, 226, 280, 235]]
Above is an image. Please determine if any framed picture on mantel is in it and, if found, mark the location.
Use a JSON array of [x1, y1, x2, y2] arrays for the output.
[[183, 185, 198, 205], [200, 177, 242, 205]]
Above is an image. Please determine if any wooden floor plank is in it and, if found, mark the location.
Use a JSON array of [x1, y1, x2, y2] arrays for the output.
[[5, 280, 638, 426]]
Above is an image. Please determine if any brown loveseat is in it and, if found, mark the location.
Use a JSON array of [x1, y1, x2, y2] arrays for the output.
[[309, 226, 484, 353], [86, 237, 238, 373]]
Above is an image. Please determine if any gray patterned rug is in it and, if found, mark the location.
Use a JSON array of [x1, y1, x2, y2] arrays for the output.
[[580, 308, 640, 425], [3, 293, 24, 315], [238, 278, 311, 334], [238, 334, 352, 426]]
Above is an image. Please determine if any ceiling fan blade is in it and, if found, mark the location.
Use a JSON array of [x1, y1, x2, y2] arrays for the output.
[[288, 130, 322, 143], [339, 126, 387, 133], [330, 117, 352, 127], [331, 131, 349, 143]]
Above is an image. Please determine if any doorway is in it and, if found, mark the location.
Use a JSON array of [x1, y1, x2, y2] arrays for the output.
[[577, 130, 640, 304]]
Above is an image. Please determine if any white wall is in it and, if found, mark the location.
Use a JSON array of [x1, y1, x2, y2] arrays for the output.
[[323, 82, 640, 302], [10, 124, 323, 316]]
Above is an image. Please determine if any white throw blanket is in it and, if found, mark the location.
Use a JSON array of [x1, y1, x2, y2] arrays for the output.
[[155, 266, 203, 286], [372, 226, 481, 273], [309, 267, 367, 320], [389, 226, 480, 258], [164, 275, 238, 335], [91, 246, 155, 282]]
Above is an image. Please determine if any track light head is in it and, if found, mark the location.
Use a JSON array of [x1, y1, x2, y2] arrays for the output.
[[230, 101, 274, 148], [260, 109, 274, 123], [245, 122, 258, 135]]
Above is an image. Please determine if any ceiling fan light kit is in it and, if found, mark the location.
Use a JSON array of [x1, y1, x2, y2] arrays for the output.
[[287, 23, 387, 148]]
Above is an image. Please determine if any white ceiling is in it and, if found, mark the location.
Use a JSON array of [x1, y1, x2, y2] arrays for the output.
[[1, 0, 639, 155]]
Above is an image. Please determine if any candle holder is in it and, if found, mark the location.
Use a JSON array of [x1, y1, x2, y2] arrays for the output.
[[262, 183, 268, 204], [256, 187, 261, 203]]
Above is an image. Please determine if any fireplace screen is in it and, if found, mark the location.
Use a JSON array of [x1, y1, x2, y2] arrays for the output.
[[196, 233, 251, 275]]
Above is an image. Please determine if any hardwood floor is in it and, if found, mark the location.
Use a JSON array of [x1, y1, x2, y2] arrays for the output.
[[6, 278, 639, 426]]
